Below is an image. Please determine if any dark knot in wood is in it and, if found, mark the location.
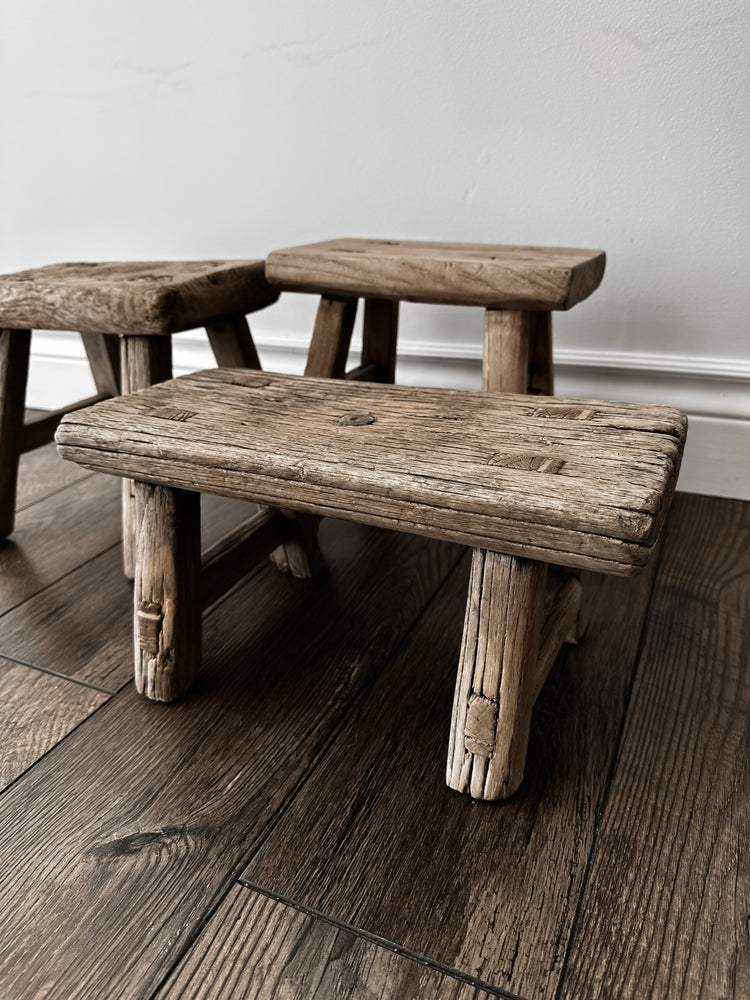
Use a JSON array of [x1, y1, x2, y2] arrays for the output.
[[338, 412, 376, 427]]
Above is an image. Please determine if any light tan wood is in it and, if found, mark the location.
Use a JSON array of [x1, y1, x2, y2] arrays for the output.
[[482, 309, 533, 393], [56, 369, 686, 576], [0, 260, 279, 336], [80, 332, 121, 396], [200, 507, 290, 609], [0, 329, 31, 537], [304, 295, 357, 378], [266, 238, 606, 310], [205, 315, 261, 370], [120, 336, 173, 578], [361, 297, 399, 382], [20, 394, 108, 454], [447, 551, 547, 799], [134, 483, 200, 701]]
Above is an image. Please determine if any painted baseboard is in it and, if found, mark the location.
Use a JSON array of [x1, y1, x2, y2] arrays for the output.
[[27, 330, 750, 500]]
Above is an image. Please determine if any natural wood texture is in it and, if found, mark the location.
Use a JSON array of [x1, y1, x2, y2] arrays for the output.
[[243, 549, 661, 998], [20, 393, 108, 453], [156, 885, 496, 1000], [266, 238, 606, 310], [57, 369, 686, 575], [120, 335, 173, 578], [269, 510, 325, 579], [0, 656, 108, 791], [361, 297, 399, 383], [135, 484, 201, 701], [482, 309, 533, 393], [205, 315, 262, 370], [0, 522, 460, 999], [304, 296, 358, 378], [344, 362, 379, 382], [0, 329, 31, 537], [447, 552, 547, 799], [80, 332, 121, 395], [200, 507, 290, 609], [0, 260, 279, 336], [560, 494, 750, 1000], [528, 311, 554, 395], [0, 473, 121, 617], [0, 494, 266, 692]]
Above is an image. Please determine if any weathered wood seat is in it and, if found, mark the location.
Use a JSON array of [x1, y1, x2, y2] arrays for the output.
[[56, 369, 686, 800], [0, 259, 278, 568]]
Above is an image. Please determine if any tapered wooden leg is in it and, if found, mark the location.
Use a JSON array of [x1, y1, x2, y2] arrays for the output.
[[120, 336, 173, 578], [447, 551, 546, 800], [446, 308, 557, 799], [134, 482, 200, 701], [206, 315, 262, 369], [0, 329, 31, 538], [361, 298, 399, 383], [80, 333, 121, 396], [304, 296, 357, 378]]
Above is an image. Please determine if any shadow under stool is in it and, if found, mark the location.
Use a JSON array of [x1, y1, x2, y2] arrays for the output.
[[0, 259, 278, 573]]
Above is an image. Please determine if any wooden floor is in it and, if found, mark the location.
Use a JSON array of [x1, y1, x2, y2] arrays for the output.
[[0, 440, 747, 1000]]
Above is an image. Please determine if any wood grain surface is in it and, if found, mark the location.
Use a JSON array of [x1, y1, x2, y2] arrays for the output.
[[560, 494, 750, 1000], [0, 472, 121, 615], [0, 522, 461, 1000], [0, 260, 279, 336], [0, 656, 108, 791], [15, 439, 91, 510], [0, 328, 31, 536], [56, 369, 686, 575], [266, 238, 606, 310], [155, 885, 499, 1000], [0, 494, 269, 692], [242, 549, 660, 999]]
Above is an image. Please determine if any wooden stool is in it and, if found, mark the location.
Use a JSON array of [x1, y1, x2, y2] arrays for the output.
[[56, 371, 686, 800], [0, 260, 278, 573]]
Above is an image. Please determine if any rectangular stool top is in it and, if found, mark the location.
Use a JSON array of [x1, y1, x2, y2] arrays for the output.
[[266, 238, 606, 310], [0, 260, 279, 336], [56, 370, 685, 575]]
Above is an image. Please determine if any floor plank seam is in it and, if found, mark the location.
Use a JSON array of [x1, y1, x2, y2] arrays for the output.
[[0, 540, 122, 624], [0, 653, 115, 694], [236, 878, 529, 1000], [237, 546, 468, 867], [0, 688, 114, 799], [551, 530, 672, 1000], [15, 470, 97, 515], [146, 548, 469, 998]]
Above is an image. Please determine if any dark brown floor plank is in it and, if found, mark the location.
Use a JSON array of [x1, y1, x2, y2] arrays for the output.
[[155, 884, 499, 1000], [241, 540, 661, 997], [0, 522, 461, 1000], [0, 472, 122, 616], [0, 655, 108, 791], [0, 494, 274, 691], [559, 494, 750, 1000], [15, 440, 91, 511]]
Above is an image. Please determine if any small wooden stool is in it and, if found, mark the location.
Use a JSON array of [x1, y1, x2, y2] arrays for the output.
[[56, 371, 686, 800], [0, 259, 278, 572]]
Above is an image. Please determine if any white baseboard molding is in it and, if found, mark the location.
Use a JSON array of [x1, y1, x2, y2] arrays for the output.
[[27, 331, 750, 501]]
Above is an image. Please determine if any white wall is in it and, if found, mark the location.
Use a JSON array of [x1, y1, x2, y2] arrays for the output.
[[2, 1, 748, 497]]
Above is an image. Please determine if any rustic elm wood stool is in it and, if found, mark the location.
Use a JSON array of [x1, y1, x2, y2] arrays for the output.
[[56, 370, 686, 800], [0, 260, 278, 572]]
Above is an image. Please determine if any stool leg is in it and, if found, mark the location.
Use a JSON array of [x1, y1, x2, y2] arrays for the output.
[[447, 551, 546, 800], [120, 336, 173, 578], [528, 311, 553, 395], [206, 315, 261, 369], [0, 329, 31, 538], [446, 307, 554, 799], [362, 298, 399, 383], [305, 296, 358, 378], [80, 333, 121, 396], [134, 482, 200, 701]]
